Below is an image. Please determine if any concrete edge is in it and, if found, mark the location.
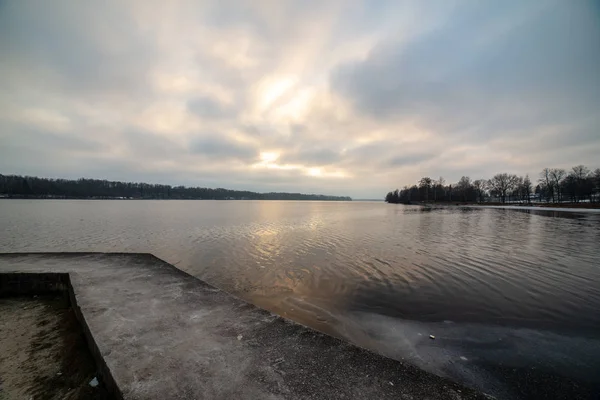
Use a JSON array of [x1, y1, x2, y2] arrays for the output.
[[66, 276, 125, 400], [0, 251, 156, 257], [0, 271, 124, 400]]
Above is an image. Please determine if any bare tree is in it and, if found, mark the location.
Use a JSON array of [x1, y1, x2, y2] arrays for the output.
[[418, 177, 433, 203], [571, 165, 591, 202], [572, 165, 590, 180], [488, 173, 519, 203], [455, 176, 472, 202], [522, 175, 532, 204], [435, 176, 445, 202], [594, 169, 600, 203], [549, 168, 566, 202], [511, 176, 523, 203], [539, 168, 554, 202], [472, 179, 486, 203]]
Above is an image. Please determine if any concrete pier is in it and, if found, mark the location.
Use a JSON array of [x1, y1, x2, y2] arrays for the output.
[[0, 253, 485, 399]]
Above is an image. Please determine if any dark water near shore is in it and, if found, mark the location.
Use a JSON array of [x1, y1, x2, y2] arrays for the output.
[[1, 200, 600, 398]]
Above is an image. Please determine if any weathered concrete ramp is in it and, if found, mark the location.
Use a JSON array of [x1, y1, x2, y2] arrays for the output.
[[0, 253, 485, 400]]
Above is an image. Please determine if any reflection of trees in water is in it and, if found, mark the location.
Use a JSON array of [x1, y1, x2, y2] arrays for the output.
[[400, 205, 437, 213], [510, 208, 588, 220]]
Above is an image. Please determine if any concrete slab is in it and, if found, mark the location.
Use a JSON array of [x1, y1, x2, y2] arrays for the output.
[[0, 253, 486, 400]]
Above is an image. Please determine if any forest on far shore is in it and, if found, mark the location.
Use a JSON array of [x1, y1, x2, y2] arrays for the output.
[[0, 174, 352, 201], [385, 165, 600, 204]]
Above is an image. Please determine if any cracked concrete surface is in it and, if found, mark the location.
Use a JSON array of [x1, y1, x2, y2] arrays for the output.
[[0, 253, 486, 400]]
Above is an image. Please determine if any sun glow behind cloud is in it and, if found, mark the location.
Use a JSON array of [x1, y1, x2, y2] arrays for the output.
[[255, 76, 298, 112], [259, 151, 280, 164], [255, 151, 349, 179]]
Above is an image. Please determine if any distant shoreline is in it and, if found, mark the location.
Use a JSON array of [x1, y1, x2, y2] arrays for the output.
[[0, 174, 352, 201], [0, 196, 352, 201]]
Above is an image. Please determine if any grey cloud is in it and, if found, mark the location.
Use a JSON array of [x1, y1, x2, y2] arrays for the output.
[[331, 1, 600, 139], [239, 124, 298, 149], [187, 96, 237, 120], [343, 142, 390, 161], [189, 135, 259, 161], [387, 153, 435, 167], [299, 148, 341, 165], [341, 142, 419, 167], [0, 124, 110, 177], [280, 147, 342, 166], [290, 124, 307, 137], [0, 123, 107, 155], [200, 1, 273, 42], [275, 135, 435, 170], [122, 130, 185, 160], [0, 1, 156, 97]]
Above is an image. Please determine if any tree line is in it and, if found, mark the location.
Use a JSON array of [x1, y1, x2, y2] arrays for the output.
[[0, 174, 352, 201], [385, 165, 600, 204]]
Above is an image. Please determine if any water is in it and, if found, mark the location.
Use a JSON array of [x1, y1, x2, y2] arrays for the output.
[[1, 200, 599, 398]]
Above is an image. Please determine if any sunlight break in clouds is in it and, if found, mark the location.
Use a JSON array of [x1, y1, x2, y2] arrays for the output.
[[255, 151, 348, 179], [0, 0, 598, 198]]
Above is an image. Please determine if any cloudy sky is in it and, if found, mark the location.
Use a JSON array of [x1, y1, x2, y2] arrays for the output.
[[1, 0, 598, 198]]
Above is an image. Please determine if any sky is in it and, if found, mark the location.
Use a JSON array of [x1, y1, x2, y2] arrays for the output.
[[1, 0, 599, 199]]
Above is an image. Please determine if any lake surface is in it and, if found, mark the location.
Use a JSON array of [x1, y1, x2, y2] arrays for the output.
[[1, 200, 599, 398]]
